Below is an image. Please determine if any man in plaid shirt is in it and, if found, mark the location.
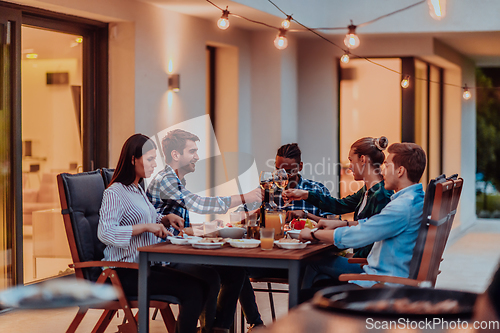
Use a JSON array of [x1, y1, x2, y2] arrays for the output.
[[146, 129, 261, 332], [147, 129, 261, 232]]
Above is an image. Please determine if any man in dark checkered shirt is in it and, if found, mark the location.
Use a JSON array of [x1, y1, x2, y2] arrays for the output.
[[272, 143, 332, 222]]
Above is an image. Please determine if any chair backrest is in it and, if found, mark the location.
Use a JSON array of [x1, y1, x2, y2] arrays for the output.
[[408, 175, 463, 286], [57, 170, 107, 282], [101, 168, 114, 188]]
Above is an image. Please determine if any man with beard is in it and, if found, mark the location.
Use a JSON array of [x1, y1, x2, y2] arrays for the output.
[[147, 129, 261, 333]]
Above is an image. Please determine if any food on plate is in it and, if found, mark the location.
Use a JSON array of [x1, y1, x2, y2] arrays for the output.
[[290, 218, 316, 230], [278, 238, 300, 243], [362, 298, 460, 314], [198, 237, 229, 243], [179, 227, 194, 236], [226, 222, 244, 228]]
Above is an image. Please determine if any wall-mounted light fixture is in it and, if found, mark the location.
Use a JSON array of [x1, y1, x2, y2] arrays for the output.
[[168, 74, 180, 92]]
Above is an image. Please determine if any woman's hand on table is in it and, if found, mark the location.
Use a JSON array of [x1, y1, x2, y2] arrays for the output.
[[162, 213, 185, 231], [299, 227, 314, 242], [150, 223, 172, 239], [133, 223, 172, 238], [282, 189, 308, 202]]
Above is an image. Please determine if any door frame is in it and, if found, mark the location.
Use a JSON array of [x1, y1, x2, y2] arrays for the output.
[[0, 0, 108, 285]]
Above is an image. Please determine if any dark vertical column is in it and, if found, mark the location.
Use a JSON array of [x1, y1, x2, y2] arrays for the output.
[[439, 68, 444, 175], [401, 57, 416, 143], [207, 46, 216, 218], [426, 64, 431, 182]]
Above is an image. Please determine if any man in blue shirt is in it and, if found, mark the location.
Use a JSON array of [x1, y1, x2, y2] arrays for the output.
[[298, 142, 426, 290]]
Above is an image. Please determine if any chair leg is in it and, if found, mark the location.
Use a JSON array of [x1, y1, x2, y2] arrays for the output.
[[92, 309, 117, 333], [267, 283, 276, 322], [66, 307, 88, 333], [152, 308, 159, 320], [241, 307, 245, 333], [160, 305, 177, 333]]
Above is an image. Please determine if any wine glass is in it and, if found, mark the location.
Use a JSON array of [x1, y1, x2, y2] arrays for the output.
[[259, 171, 275, 190], [274, 168, 290, 207]]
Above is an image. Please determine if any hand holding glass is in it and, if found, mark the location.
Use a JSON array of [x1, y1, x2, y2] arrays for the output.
[[274, 168, 290, 207]]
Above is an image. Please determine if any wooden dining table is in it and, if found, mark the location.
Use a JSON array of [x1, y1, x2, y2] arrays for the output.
[[137, 241, 337, 333]]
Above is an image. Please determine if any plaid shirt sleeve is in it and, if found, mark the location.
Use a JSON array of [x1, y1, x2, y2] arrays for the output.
[[148, 168, 232, 215], [308, 182, 334, 217]]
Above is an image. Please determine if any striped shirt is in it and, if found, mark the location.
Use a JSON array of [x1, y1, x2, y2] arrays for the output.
[[98, 182, 164, 263]]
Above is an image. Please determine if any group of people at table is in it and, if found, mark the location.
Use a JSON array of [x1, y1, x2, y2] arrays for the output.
[[98, 129, 427, 333]]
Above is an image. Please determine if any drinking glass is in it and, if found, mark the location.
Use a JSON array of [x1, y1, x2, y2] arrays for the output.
[[260, 228, 275, 250], [274, 168, 290, 207], [246, 215, 259, 239], [259, 171, 275, 190]]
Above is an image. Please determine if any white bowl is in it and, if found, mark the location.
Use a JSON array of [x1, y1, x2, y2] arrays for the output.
[[218, 227, 245, 239], [286, 230, 301, 239], [167, 236, 190, 245], [228, 239, 260, 249]]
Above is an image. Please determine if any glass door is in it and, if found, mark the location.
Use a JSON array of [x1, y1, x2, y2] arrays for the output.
[[21, 26, 83, 283], [0, 10, 16, 292]]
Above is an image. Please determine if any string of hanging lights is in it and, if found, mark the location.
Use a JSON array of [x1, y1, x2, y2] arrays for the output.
[[205, 0, 479, 100]]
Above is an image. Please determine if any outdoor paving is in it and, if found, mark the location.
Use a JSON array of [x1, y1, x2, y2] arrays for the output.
[[1, 220, 500, 332]]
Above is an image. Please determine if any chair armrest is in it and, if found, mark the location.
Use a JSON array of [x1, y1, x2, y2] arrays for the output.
[[347, 258, 368, 264], [70, 261, 139, 270], [338, 274, 421, 287]]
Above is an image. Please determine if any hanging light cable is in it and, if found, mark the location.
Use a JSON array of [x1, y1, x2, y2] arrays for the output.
[[217, 7, 230, 30], [274, 28, 288, 50], [463, 84, 472, 100], [344, 20, 360, 49]]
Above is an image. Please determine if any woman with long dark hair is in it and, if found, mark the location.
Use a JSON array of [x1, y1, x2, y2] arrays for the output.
[[98, 133, 208, 333]]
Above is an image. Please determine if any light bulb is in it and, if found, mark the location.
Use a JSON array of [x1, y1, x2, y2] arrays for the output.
[[463, 85, 471, 100], [217, 9, 230, 30], [401, 75, 410, 89], [344, 24, 360, 49], [340, 51, 350, 64], [281, 15, 292, 29], [274, 29, 288, 50], [428, 0, 446, 20]]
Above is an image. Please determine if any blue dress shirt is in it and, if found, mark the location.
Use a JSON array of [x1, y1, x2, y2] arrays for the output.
[[333, 183, 425, 287]]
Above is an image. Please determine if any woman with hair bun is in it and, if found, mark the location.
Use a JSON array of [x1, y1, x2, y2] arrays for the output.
[[283, 136, 393, 258]]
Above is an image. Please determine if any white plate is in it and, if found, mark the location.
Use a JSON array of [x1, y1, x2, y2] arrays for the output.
[[274, 241, 307, 249], [167, 237, 190, 245], [228, 239, 261, 249], [191, 242, 224, 249]]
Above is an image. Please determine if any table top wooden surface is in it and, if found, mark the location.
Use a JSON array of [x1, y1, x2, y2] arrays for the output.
[[138, 242, 337, 260]]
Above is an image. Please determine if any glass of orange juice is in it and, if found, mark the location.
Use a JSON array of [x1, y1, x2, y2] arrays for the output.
[[260, 228, 275, 250]]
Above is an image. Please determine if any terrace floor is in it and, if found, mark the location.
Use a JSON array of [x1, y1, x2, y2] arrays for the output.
[[1, 220, 500, 333]]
